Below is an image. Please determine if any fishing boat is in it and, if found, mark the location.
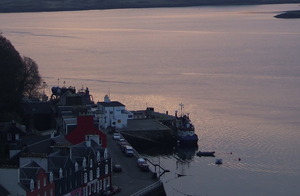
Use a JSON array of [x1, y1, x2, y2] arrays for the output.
[[175, 114, 198, 146], [196, 151, 215, 157]]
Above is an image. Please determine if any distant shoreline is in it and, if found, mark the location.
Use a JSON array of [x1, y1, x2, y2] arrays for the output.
[[0, 0, 299, 13], [274, 10, 300, 18]]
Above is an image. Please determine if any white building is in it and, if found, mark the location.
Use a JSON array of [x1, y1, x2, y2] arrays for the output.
[[96, 95, 133, 130]]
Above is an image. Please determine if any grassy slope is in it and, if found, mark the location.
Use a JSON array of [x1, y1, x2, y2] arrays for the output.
[[0, 0, 299, 12]]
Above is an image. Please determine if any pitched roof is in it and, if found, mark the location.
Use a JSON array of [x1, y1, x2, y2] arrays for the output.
[[0, 184, 10, 196], [0, 122, 26, 135], [22, 102, 52, 115], [20, 161, 43, 180]]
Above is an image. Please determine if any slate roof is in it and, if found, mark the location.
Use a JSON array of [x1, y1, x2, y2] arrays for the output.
[[71, 140, 105, 165], [0, 122, 26, 135], [20, 161, 43, 191], [21, 134, 71, 154], [22, 102, 52, 115], [0, 184, 10, 196]]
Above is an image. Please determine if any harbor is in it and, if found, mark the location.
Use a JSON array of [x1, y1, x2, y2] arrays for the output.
[[2, 4, 300, 195]]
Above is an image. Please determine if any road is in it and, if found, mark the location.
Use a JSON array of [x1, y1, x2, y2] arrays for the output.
[[107, 132, 159, 196]]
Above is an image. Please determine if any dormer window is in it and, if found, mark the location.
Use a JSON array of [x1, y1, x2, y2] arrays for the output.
[[104, 148, 108, 159], [97, 167, 100, 178], [75, 162, 78, 172], [7, 133, 12, 141], [89, 170, 93, 181], [90, 159, 93, 168], [49, 172, 53, 182], [30, 179, 34, 191], [59, 168, 63, 178], [84, 172, 87, 183], [83, 157, 87, 169], [97, 151, 100, 162]]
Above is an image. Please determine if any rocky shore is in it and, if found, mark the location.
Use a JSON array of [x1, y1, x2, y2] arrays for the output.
[[0, 0, 299, 13]]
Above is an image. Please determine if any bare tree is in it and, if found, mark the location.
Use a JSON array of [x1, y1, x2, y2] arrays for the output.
[[21, 56, 42, 99]]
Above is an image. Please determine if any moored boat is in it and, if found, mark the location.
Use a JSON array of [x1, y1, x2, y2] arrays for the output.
[[175, 111, 198, 146], [196, 151, 215, 157]]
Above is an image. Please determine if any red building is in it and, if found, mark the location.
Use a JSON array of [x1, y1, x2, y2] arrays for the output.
[[20, 162, 55, 196], [65, 115, 107, 148]]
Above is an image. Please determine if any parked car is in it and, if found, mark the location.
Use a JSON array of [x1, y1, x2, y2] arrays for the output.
[[137, 158, 149, 172], [119, 141, 127, 151], [124, 145, 134, 157], [113, 164, 122, 172], [111, 185, 121, 194], [113, 133, 120, 140]]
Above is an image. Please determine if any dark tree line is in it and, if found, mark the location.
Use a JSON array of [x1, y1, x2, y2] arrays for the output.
[[0, 33, 42, 122]]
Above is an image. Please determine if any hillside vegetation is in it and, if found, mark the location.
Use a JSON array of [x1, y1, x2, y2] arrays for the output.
[[0, 0, 299, 12]]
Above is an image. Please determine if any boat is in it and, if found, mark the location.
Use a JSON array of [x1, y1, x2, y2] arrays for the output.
[[175, 112, 198, 146], [196, 151, 215, 157], [215, 159, 223, 165]]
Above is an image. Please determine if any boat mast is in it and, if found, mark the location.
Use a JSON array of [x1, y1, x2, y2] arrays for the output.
[[179, 103, 184, 117]]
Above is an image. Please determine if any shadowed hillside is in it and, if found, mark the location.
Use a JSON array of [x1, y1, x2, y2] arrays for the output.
[[0, 0, 299, 13]]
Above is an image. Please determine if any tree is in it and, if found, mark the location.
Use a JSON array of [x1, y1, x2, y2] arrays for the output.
[[0, 33, 42, 121], [0, 33, 24, 115], [21, 56, 42, 99]]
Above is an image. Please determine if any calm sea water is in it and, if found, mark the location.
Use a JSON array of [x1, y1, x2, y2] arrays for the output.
[[1, 4, 300, 195]]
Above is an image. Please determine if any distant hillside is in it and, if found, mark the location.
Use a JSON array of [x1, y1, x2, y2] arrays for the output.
[[0, 0, 299, 13]]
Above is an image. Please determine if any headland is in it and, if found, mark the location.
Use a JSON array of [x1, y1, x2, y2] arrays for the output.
[[274, 10, 300, 18], [0, 0, 299, 13]]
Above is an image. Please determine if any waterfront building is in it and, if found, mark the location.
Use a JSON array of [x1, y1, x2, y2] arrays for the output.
[[96, 95, 133, 130]]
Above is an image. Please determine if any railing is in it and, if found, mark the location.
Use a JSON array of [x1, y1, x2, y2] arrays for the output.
[[130, 180, 163, 196]]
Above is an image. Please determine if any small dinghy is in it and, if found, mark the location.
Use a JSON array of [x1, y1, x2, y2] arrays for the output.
[[215, 159, 223, 165], [196, 151, 215, 157]]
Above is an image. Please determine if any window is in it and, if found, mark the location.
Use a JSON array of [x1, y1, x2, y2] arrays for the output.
[[97, 151, 100, 162], [105, 164, 108, 175], [84, 172, 87, 183], [104, 149, 108, 159], [103, 179, 106, 191], [44, 177, 46, 186], [83, 187, 86, 196], [83, 157, 87, 169], [99, 180, 102, 191], [49, 172, 53, 182], [90, 170, 93, 181], [59, 168, 63, 178], [75, 162, 78, 172], [38, 180, 40, 189], [7, 133, 12, 141], [97, 167, 100, 178]]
